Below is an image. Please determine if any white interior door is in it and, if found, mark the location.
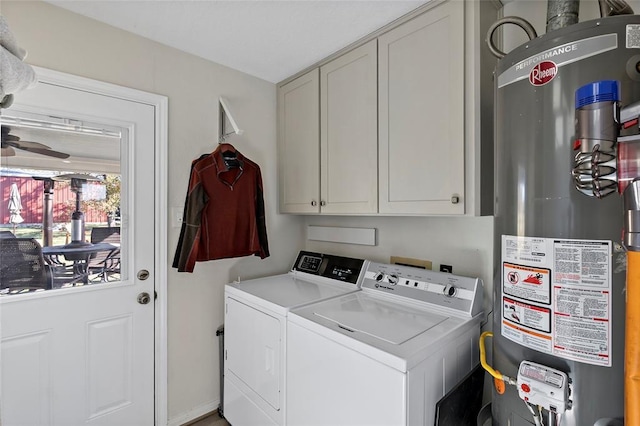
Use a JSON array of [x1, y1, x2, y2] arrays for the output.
[[1, 78, 156, 425]]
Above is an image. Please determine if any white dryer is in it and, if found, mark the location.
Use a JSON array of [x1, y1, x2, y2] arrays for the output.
[[223, 251, 368, 426], [286, 261, 484, 426]]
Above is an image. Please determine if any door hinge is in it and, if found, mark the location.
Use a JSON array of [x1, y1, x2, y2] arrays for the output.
[[225, 349, 227, 361], [154, 291, 158, 300]]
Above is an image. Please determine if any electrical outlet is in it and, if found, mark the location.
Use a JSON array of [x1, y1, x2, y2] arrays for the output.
[[440, 264, 452, 273]]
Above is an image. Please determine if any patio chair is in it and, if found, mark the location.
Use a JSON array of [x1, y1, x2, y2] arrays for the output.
[[44, 251, 79, 288], [0, 238, 53, 293], [88, 226, 121, 282]]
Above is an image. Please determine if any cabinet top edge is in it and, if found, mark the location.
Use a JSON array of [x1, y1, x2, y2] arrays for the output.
[[277, 0, 446, 88], [276, 0, 501, 88]]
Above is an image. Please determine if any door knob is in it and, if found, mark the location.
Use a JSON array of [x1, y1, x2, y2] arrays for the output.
[[137, 269, 150, 280], [137, 292, 151, 305]]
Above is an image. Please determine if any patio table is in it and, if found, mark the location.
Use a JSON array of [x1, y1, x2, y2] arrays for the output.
[[43, 242, 119, 285]]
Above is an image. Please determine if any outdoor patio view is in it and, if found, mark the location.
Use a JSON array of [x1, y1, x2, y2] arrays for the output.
[[0, 119, 123, 295], [0, 171, 122, 294]]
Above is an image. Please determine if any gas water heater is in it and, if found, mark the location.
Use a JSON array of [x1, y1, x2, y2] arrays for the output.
[[491, 14, 640, 426]]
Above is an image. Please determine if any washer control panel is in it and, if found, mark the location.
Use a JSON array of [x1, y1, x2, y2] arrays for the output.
[[362, 261, 483, 316]]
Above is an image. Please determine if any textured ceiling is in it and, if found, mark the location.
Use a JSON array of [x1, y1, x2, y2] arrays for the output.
[[44, 0, 428, 83]]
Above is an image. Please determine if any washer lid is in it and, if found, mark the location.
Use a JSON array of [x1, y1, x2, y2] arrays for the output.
[[290, 291, 480, 371], [314, 294, 447, 345]]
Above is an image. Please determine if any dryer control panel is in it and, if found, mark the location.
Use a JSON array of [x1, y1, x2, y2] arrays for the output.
[[362, 262, 483, 317], [292, 251, 366, 284]]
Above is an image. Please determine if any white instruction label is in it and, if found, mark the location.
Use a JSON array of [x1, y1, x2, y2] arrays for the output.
[[627, 24, 640, 48], [502, 236, 612, 367]]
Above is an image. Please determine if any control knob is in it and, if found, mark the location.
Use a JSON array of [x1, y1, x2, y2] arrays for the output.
[[443, 284, 457, 297], [374, 272, 385, 282], [387, 274, 399, 285]]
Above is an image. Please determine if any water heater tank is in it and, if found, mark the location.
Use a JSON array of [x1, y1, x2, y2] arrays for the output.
[[493, 15, 640, 425]]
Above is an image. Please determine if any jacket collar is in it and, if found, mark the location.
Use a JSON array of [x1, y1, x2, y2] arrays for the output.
[[213, 146, 244, 174]]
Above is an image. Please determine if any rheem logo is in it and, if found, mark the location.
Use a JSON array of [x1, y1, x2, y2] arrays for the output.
[[529, 61, 557, 86]]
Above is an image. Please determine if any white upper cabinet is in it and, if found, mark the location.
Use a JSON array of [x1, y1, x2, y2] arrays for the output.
[[278, 41, 378, 215], [278, 69, 320, 214], [378, 0, 464, 215], [320, 40, 378, 214], [277, 0, 496, 216]]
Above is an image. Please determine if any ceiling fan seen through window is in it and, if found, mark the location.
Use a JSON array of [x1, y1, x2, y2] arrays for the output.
[[1, 125, 70, 159]]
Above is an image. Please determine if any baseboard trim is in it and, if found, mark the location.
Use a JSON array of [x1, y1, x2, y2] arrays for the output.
[[168, 400, 220, 426]]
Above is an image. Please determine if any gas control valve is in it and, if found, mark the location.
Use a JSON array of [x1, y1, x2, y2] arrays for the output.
[[517, 361, 571, 414]]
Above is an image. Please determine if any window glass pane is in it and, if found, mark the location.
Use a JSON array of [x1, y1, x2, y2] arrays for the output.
[[1, 113, 124, 294]]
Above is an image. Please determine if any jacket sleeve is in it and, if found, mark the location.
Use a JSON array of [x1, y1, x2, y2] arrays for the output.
[[255, 166, 270, 259], [173, 167, 208, 272], [172, 155, 207, 270]]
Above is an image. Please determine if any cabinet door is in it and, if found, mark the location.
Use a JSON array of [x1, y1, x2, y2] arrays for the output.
[[278, 69, 320, 213], [320, 40, 378, 214], [379, 0, 464, 215]]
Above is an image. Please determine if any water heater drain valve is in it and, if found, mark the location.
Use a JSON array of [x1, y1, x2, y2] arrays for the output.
[[517, 361, 571, 414]]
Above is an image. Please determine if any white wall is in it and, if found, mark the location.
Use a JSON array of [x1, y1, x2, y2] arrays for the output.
[[1, 1, 304, 423], [302, 215, 495, 322]]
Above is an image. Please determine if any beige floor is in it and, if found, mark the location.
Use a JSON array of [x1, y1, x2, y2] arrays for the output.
[[185, 411, 230, 426]]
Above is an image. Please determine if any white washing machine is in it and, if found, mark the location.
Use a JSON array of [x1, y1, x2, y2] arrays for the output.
[[286, 261, 484, 426], [223, 251, 368, 426]]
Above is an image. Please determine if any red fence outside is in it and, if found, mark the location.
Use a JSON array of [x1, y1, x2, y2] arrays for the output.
[[1, 176, 107, 225]]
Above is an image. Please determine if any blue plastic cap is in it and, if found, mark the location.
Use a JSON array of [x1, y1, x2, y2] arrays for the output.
[[576, 80, 620, 109]]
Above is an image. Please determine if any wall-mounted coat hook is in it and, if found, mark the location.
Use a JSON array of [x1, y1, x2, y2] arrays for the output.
[[219, 97, 243, 143]]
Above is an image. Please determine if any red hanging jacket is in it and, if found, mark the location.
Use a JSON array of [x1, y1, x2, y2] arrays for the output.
[[173, 146, 269, 272]]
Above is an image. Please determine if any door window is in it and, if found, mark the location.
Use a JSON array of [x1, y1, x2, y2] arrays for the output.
[[0, 112, 127, 294]]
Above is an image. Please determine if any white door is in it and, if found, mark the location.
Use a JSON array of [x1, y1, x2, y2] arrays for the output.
[[1, 78, 156, 425]]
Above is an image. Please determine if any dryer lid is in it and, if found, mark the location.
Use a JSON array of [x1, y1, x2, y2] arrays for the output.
[[226, 273, 358, 311]]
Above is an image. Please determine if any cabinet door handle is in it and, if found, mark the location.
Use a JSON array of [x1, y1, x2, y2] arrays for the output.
[[311, 200, 318, 207], [451, 195, 460, 204], [320, 200, 326, 206]]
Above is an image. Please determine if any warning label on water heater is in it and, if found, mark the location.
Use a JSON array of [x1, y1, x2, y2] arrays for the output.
[[501, 235, 612, 367]]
